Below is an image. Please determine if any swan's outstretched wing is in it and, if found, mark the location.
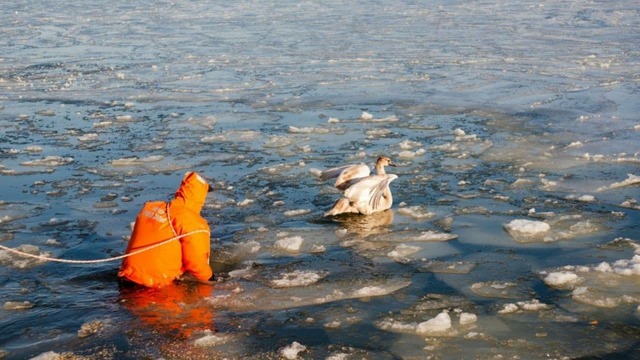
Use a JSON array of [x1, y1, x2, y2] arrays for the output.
[[344, 174, 397, 213], [369, 174, 398, 210], [320, 164, 370, 190]]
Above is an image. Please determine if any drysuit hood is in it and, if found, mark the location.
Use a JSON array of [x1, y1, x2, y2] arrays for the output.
[[173, 172, 210, 212]]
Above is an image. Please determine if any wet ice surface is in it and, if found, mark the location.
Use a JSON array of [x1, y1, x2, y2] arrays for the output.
[[1, 0, 639, 358]]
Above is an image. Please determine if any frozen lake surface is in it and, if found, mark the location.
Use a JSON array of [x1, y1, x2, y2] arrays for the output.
[[1, 0, 639, 358]]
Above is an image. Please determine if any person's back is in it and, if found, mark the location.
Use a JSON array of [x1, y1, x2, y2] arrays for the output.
[[119, 172, 213, 287]]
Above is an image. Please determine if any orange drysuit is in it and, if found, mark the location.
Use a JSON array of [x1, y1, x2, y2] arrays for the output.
[[118, 172, 213, 287]]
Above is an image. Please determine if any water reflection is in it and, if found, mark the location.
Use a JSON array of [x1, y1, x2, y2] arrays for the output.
[[332, 210, 394, 239], [118, 281, 215, 340]]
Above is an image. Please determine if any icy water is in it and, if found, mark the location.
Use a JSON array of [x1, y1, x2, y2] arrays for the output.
[[1, 0, 639, 359]]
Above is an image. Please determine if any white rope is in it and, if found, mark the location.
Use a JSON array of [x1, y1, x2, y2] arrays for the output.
[[0, 229, 210, 265]]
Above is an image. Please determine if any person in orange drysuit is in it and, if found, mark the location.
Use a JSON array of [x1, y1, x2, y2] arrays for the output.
[[118, 172, 214, 287]]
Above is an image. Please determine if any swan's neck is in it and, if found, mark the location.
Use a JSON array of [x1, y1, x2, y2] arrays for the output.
[[375, 163, 386, 175]]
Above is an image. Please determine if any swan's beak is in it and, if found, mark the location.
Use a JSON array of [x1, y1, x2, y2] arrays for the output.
[[388, 161, 398, 167]]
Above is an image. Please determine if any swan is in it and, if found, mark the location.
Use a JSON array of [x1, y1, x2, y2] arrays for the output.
[[320, 156, 398, 216]]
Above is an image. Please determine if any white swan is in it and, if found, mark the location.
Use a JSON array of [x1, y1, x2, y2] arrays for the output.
[[320, 156, 398, 216]]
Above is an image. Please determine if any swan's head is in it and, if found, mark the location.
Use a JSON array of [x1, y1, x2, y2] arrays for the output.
[[376, 156, 397, 167]]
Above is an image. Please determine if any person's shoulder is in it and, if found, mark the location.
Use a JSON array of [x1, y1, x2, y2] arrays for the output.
[[173, 208, 209, 229]]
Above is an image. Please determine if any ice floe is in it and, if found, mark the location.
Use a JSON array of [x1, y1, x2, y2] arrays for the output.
[[274, 236, 304, 253], [397, 205, 436, 220], [470, 281, 531, 299], [20, 156, 74, 167], [193, 330, 235, 347], [498, 299, 550, 314], [0, 245, 51, 269], [413, 230, 458, 242], [205, 279, 410, 312], [417, 311, 452, 335], [543, 271, 583, 289], [377, 308, 479, 339], [421, 260, 476, 274], [283, 209, 311, 217], [3, 301, 34, 310], [541, 239, 640, 308], [78, 319, 111, 338], [388, 244, 421, 258], [280, 341, 307, 359], [110, 155, 163, 166], [270, 270, 327, 288], [288, 125, 329, 134], [597, 174, 640, 192]]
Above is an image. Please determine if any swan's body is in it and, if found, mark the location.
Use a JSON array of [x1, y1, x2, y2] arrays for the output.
[[321, 156, 398, 216]]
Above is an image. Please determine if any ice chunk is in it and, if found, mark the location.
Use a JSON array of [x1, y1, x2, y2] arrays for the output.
[[470, 281, 528, 299], [504, 219, 550, 235], [194, 330, 233, 347], [78, 319, 109, 338], [77, 133, 99, 142], [421, 260, 476, 274], [3, 301, 33, 310], [360, 111, 373, 121], [503, 219, 550, 242], [399, 139, 423, 150], [566, 194, 597, 202], [30, 352, 60, 360], [620, 199, 640, 210], [264, 135, 294, 148], [498, 303, 519, 314], [24, 146, 43, 153], [417, 312, 452, 335], [459, 312, 477, 326], [413, 230, 457, 242], [274, 236, 304, 252], [597, 174, 640, 192], [518, 299, 550, 311], [376, 319, 418, 333], [280, 341, 307, 359], [0, 245, 51, 269], [288, 126, 329, 134], [543, 271, 582, 289], [20, 156, 74, 167], [283, 209, 311, 217], [237, 199, 254, 207], [110, 155, 163, 166], [271, 270, 326, 288], [571, 287, 622, 308], [388, 244, 421, 258], [398, 150, 425, 159], [397, 206, 436, 220], [35, 109, 55, 116]]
